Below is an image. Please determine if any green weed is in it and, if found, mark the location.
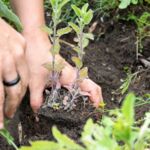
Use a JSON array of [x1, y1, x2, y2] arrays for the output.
[[19, 93, 150, 150], [0, 0, 22, 31], [127, 12, 150, 56], [44, 0, 88, 23]]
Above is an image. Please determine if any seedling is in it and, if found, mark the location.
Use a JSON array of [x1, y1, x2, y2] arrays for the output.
[[61, 3, 95, 110], [127, 12, 150, 60], [41, 0, 72, 108], [44, 0, 88, 23], [42, 2, 97, 111]]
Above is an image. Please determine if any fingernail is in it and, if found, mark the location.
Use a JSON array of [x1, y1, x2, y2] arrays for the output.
[[0, 123, 4, 129]]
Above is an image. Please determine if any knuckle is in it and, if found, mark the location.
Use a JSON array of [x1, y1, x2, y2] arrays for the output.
[[20, 37, 26, 48], [14, 47, 24, 59], [3, 55, 14, 67], [17, 34, 26, 48]]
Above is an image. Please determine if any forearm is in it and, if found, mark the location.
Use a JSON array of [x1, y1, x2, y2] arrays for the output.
[[11, 0, 46, 34]]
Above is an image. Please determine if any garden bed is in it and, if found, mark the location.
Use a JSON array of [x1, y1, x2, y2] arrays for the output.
[[0, 11, 150, 150]]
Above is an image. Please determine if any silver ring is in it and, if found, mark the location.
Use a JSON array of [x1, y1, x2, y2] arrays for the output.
[[3, 74, 20, 87]]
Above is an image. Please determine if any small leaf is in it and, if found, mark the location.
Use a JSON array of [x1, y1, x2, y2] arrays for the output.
[[84, 9, 93, 25], [131, 0, 138, 4], [43, 62, 53, 71], [69, 22, 80, 33], [84, 33, 94, 40], [83, 38, 89, 48], [52, 38, 60, 55], [119, 0, 130, 9], [79, 67, 88, 80], [41, 25, 53, 35], [121, 93, 136, 125], [72, 56, 83, 69], [55, 60, 64, 73], [49, 0, 55, 9], [73, 46, 80, 53], [58, 0, 70, 10], [71, 5, 81, 18], [99, 101, 106, 108], [57, 27, 72, 37], [82, 3, 89, 13]]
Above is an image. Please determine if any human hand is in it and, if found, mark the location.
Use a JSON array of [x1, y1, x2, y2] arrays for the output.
[[0, 19, 28, 128], [60, 66, 103, 107], [23, 30, 103, 112]]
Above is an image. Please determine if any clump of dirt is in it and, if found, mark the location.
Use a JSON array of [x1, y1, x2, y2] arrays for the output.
[[0, 18, 149, 150]]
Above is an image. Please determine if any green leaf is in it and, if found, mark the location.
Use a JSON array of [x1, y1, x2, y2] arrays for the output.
[[81, 3, 89, 13], [69, 22, 80, 33], [52, 38, 60, 55], [72, 56, 83, 69], [71, 5, 81, 18], [0, 0, 22, 31], [57, 26, 72, 37], [52, 126, 84, 150], [20, 141, 58, 150], [49, 0, 55, 9], [0, 128, 18, 150], [73, 46, 80, 53], [84, 33, 94, 40], [121, 93, 136, 125], [55, 60, 64, 73], [83, 38, 89, 48], [119, 0, 130, 9], [43, 62, 53, 71], [58, 0, 70, 10], [41, 25, 53, 35], [131, 0, 138, 4], [79, 67, 88, 80], [83, 9, 93, 25], [145, 0, 150, 4]]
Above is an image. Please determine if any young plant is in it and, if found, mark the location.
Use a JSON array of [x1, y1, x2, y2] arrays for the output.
[[61, 3, 95, 110], [42, 0, 72, 108], [94, 0, 118, 16], [19, 93, 150, 150], [44, 0, 88, 23], [127, 12, 150, 59]]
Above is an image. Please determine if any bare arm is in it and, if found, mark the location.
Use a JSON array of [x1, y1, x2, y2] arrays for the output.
[[11, 0, 46, 33]]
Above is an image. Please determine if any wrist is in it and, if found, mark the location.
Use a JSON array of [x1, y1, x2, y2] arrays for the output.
[[22, 27, 50, 43]]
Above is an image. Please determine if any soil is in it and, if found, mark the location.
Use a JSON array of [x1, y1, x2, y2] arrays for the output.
[[0, 10, 150, 150]]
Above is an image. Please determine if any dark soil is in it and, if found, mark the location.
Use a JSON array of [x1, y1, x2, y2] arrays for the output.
[[0, 13, 150, 150]]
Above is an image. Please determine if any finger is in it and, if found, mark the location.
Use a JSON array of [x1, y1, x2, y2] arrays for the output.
[[13, 45, 29, 98], [29, 72, 47, 113], [60, 65, 77, 89], [79, 79, 103, 107], [0, 80, 4, 129], [2, 55, 22, 118]]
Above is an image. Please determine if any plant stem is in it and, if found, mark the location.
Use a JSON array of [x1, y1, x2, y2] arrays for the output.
[[11, 141, 19, 150], [51, 6, 58, 91]]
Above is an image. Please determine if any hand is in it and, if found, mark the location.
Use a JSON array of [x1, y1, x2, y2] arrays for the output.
[[0, 19, 28, 128], [60, 66, 103, 107], [23, 30, 103, 113]]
